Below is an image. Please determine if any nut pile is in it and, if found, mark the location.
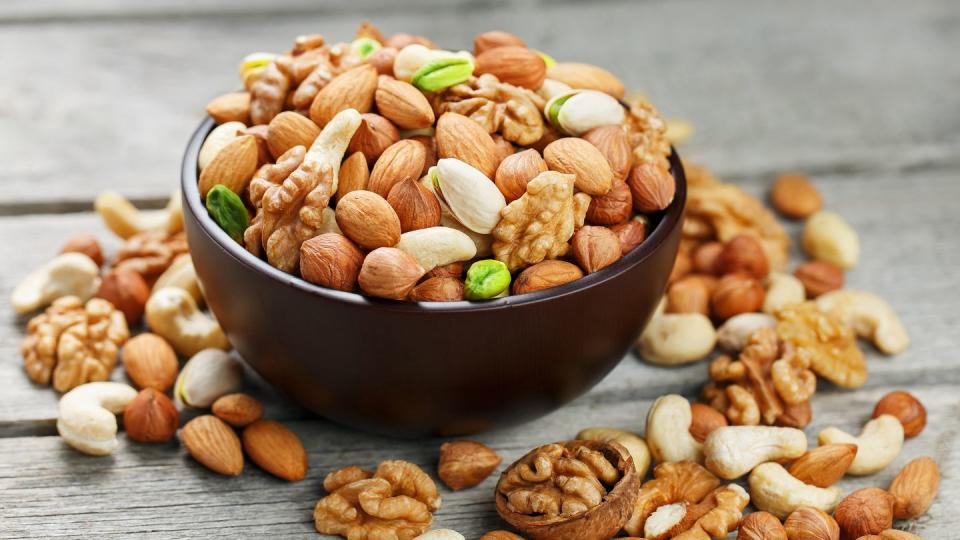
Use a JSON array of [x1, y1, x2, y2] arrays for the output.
[[198, 23, 675, 301]]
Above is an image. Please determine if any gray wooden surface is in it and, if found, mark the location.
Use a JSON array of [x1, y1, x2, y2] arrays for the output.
[[1, 1, 958, 538]]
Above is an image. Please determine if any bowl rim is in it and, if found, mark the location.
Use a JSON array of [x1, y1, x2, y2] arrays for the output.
[[182, 117, 686, 313]]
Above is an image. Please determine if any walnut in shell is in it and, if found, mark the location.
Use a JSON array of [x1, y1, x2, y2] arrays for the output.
[[492, 171, 576, 272]]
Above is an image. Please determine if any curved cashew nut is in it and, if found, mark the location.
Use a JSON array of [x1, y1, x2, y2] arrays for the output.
[[762, 272, 805, 315], [748, 462, 842, 519], [704, 426, 807, 479], [12, 252, 100, 314], [576, 427, 652, 478], [153, 254, 204, 306], [174, 348, 243, 408], [638, 299, 717, 365], [716, 312, 777, 352], [198, 121, 246, 170], [413, 530, 465, 540], [645, 394, 703, 464], [816, 289, 909, 355], [57, 382, 138, 456], [818, 414, 904, 475], [145, 287, 229, 357], [396, 227, 477, 272], [95, 190, 183, 240]]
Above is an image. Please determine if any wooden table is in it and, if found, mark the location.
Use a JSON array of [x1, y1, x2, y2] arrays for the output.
[[1, 1, 957, 537]]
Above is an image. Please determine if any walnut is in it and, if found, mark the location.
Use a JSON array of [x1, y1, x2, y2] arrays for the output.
[[624, 96, 670, 173], [776, 301, 867, 389], [111, 230, 188, 283], [21, 296, 129, 392], [433, 74, 546, 146], [623, 461, 721, 536], [314, 460, 440, 540], [250, 61, 291, 125], [492, 171, 575, 272]]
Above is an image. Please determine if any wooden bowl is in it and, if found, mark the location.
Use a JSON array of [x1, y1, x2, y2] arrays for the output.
[[181, 117, 686, 437]]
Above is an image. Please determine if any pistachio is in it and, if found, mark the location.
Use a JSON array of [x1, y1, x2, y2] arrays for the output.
[[350, 37, 382, 60], [175, 349, 244, 409], [464, 259, 511, 300], [545, 90, 625, 136], [434, 158, 506, 234], [412, 57, 475, 92], [393, 44, 473, 82], [238, 52, 276, 88], [205, 184, 249, 243]]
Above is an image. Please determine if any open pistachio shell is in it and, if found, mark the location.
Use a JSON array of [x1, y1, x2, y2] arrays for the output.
[[434, 158, 506, 234]]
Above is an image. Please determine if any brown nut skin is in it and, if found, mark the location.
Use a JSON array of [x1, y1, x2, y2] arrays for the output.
[[496, 149, 548, 202], [475, 46, 547, 90], [689, 402, 729, 442], [544, 138, 614, 196], [384, 32, 436, 50], [582, 125, 634, 183], [473, 30, 527, 55], [365, 46, 397, 76], [335, 191, 402, 250], [711, 273, 766, 321], [300, 233, 365, 292], [60, 233, 104, 266], [438, 440, 502, 491], [242, 419, 308, 482], [368, 139, 427, 198], [586, 181, 632, 226], [494, 440, 639, 540], [666, 276, 711, 316], [572, 226, 622, 274], [348, 112, 399, 163], [718, 234, 770, 279], [180, 415, 244, 476], [888, 456, 939, 519], [795, 260, 845, 298], [124, 388, 179, 444], [833, 488, 895, 540], [409, 277, 464, 302], [771, 172, 823, 220], [787, 444, 858, 488], [410, 135, 438, 175], [513, 260, 584, 295], [212, 393, 264, 428], [611, 217, 647, 255], [424, 261, 466, 280], [628, 163, 675, 212], [692, 241, 723, 275], [737, 510, 787, 540], [436, 112, 501, 179], [387, 179, 441, 232], [122, 333, 179, 392], [243, 124, 272, 167], [96, 268, 151, 326], [358, 247, 426, 300], [480, 531, 525, 540], [336, 151, 370, 202], [776, 400, 813, 429], [872, 391, 926, 438], [374, 75, 435, 130], [783, 506, 840, 540]]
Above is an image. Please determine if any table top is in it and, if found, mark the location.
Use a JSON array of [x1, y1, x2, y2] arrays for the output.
[[1, 1, 958, 538]]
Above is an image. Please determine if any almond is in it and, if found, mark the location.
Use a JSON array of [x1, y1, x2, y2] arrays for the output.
[[795, 260, 845, 298], [689, 403, 728, 442], [475, 46, 546, 89], [335, 190, 402, 249], [309, 63, 377, 127], [243, 124, 272, 167], [336, 151, 369, 202], [582, 125, 634, 182], [375, 75, 435, 129], [348, 112, 400, 163], [197, 134, 258, 198], [60, 233, 104, 266], [512, 260, 583, 295], [368, 139, 427, 198], [546, 62, 625, 98], [300, 233, 365, 291], [571, 226, 621, 274], [435, 113, 500, 179], [473, 30, 527, 55], [787, 443, 858, 487], [212, 393, 264, 428], [834, 487, 894, 540], [771, 172, 823, 219], [206, 91, 251, 124], [438, 440, 502, 491], [358, 247, 426, 300], [124, 388, 179, 444], [425, 261, 466, 280], [387, 179, 441, 232], [384, 32, 436, 50], [888, 456, 939, 519], [628, 163, 675, 212], [97, 268, 151, 326], [586, 180, 632, 226], [543, 137, 614, 196], [495, 148, 547, 202], [666, 276, 710, 316], [611, 217, 647, 255], [242, 419, 308, 481], [121, 333, 179, 392], [872, 391, 926, 438], [180, 415, 244, 476], [409, 276, 464, 302], [492, 135, 514, 167], [410, 135, 437, 175], [266, 111, 320, 160], [365, 46, 397, 76]]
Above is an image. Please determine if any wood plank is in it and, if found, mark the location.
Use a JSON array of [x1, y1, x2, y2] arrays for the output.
[[1, 0, 959, 208]]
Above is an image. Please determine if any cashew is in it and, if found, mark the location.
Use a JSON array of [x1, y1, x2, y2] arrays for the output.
[[748, 462, 842, 519], [145, 287, 229, 357], [716, 313, 777, 352], [198, 121, 246, 170], [396, 226, 477, 272], [576, 427, 652, 478], [153, 254, 203, 305], [802, 210, 859, 270], [57, 382, 138, 456], [704, 426, 807, 479], [637, 299, 717, 365], [817, 414, 904, 475], [413, 530, 465, 540], [174, 348, 243, 408], [95, 190, 184, 240], [12, 252, 100, 314], [815, 289, 909, 355], [645, 394, 703, 464], [762, 272, 805, 314]]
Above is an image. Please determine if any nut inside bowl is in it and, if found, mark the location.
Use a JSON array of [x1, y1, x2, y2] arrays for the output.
[[182, 117, 686, 437]]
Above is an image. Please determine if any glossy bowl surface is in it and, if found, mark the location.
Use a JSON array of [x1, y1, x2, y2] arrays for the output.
[[182, 117, 686, 437]]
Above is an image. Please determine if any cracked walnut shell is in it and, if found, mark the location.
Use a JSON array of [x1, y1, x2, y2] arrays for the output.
[[22, 296, 129, 392], [776, 302, 867, 389], [433, 74, 546, 146], [623, 460, 722, 537], [492, 171, 576, 272]]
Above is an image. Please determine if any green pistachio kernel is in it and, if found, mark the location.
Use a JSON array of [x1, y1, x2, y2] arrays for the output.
[[411, 57, 474, 92], [547, 93, 575, 129], [350, 37, 382, 60], [464, 259, 511, 300], [205, 184, 249, 243], [535, 50, 557, 68]]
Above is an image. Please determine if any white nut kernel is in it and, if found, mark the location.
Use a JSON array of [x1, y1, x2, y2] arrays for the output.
[[413, 530, 465, 540], [434, 158, 506, 234], [817, 414, 904, 475], [704, 425, 807, 479], [145, 287, 229, 357], [748, 462, 842, 519], [802, 210, 860, 270], [576, 427, 652, 478], [175, 348, 244, 409], [637, 299, 717, 365], [536, 78, 574, 102], [12, 252, 100, 314], [762, 272, 806, 314], [153, 254, 203, 306], [57, 382, 138, 456], [95, 191, 184, 240], [421, 168, 492, 256], [396, 227, 477, 272], [547, 90, 626, 136], [645, 394, 703, 464], [716, 312, 777, 352], [815, 289, 909, 355], [198, 121, 246, 170]]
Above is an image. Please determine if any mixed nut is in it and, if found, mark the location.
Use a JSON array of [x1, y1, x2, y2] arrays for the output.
[[197, 24, 675, 302]]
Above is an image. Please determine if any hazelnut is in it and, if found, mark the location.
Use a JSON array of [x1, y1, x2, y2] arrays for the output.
[[96, 268, 151, 326], [795, 260, 845, 298], [571, 226, 622, 274], [348, 113, 399, 162], [689, 402, 728, 442], [409, 276, 464, 302], [358, 247, 426, 300], [495, 148, 547, 202], [387, 179, 442, 232], [872, 391, 926, 438], [711, 273, 765, 320], [669, 250, 692, 284], [365, 46, 397, 76], [60, 233, 104, 266], [737, 510, 786, 540], [627, 163, 675, 212], [124, 388, 180, 444], [666, 276, 710, 316], [718, 234, 769, 278], [783, 507, 840, 540], [834, 488, 894, 540], [582, 125, 634, 182], [586, 180, 632, 226], [771, 172, 823, 219], [300, 233, 365, 292], [424, 261, 466, 280], [692, 241, 724, 275], [473, 30, 526, 55], [513, 260, 583, 295], [438, 440, 502, 491], [611, 217, 647, 255]]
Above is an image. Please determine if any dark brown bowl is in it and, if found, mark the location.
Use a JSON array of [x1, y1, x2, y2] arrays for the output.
[[181, 117, 686, 437]]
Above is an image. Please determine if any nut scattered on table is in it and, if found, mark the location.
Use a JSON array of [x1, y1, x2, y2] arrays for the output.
[[437, 440, 502, 491]]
